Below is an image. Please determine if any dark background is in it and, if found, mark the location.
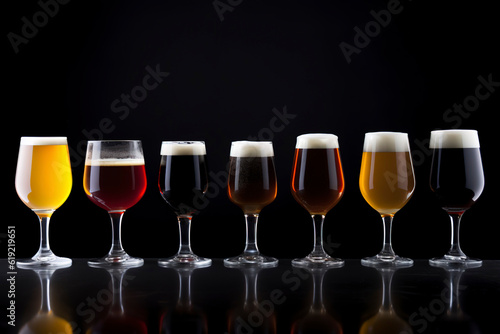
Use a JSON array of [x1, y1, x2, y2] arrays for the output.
[[4, 0, 499, 261]]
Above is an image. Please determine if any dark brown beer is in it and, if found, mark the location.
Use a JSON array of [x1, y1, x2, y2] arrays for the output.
[[291, 148, 344, 215], [430, 147, 484, 213], [159, 154, 208, 215], [228, 156, 277, 214]]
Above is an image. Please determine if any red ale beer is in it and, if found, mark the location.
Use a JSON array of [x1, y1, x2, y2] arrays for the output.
[[84, 158, 147, 211]]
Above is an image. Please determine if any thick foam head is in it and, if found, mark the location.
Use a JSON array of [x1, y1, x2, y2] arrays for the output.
[[20, 137, 67, 146], [160, 141, 206, 155], [429, 130, 480, 149], [230, 141, 274, 157], [363, 132, 410, 152], [85, 158, 145, 166], [296, 133, 339, 149]]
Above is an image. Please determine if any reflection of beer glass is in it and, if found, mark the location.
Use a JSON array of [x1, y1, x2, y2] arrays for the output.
[[225, 141, 278, 267], [358, 267, 413, 334], [15, 137, 72, 268], [291, 134, 345, 268], [18, 269, 72, 334], [158, 141, 211, 268], [359, 132, 414, 267], [84, 140, 146, 267], [291, 268, 343, 334], [429, 130, 484, 266]]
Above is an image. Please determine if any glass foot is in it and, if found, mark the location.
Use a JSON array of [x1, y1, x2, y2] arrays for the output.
[[292, 254, 344, 268], [88, 254, 143, 268], [224, 254, 278, 267], [361, 254, 413, 268], [158, 254, 212, 268], [429, 255, 482, 268], [17, 255, 72, 269]]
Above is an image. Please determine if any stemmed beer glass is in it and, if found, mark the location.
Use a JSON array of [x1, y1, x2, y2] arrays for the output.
[[158, 141, 211, 268], [84, 140, 147, 267], [290, 134, 345, 268], [359, 132, 415, 267], [224, 141, 278, 267], [429, 130, 484, 266], [15, 137, 73, 268]]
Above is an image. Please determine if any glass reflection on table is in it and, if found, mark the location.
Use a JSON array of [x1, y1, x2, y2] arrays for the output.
[[290, 267, 343, 334], [18, 268, 73, 334], [358, 266, 413, 334], [226, 267, 277, 334], [427, 263, 482, 334], [85, 268, 147, 334], [159, 267, 208, 334]]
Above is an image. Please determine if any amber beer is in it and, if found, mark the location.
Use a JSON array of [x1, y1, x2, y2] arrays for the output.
[[359, 132, 415, 216], [84, 158, 147, 212], [16, 137, 72, 213], [228, 141, 277, 215], [291, 134, 344, 215]]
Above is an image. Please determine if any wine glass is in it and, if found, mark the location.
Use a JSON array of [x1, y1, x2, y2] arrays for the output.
[[15, 137, 72, 268], [224, 141, 278, 267], [429, 130, 484, 266], [359, 132, 415, 267], [84, 140, 146, 268], [290, 133, 345, 268], [158, 141, 211, 268]]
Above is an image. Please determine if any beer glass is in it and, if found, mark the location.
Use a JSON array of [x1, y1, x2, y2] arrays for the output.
[[84, 140, 147, 267], [15, 137, 72, 268], [290, 134, 345, 267], [359, 132, 414, 267], [158, 141, 211, 268], [225, 141, 278, 267], [429, 130, 484, 266]]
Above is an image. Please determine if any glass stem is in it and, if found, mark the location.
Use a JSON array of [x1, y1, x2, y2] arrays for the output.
[[310, 214, 327, 258], [243, 214, 260, 257], [446, 213, 466, 258], [177, 216, 193, 255], [34, 212, 55, 260], [379, 214, 396, 259], [38, 270, 52, 313], [108, 211, 126, 259], [379, 269, 395, 313]]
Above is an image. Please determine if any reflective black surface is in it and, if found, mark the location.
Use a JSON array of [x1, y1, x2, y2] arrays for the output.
[[2, 259, 499, 333]]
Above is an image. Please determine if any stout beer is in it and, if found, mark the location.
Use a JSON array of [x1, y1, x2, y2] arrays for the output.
[[159, 141, 208, 216]]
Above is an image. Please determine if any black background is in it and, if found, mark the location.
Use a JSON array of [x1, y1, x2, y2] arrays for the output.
[[5, 0, 499, 261]]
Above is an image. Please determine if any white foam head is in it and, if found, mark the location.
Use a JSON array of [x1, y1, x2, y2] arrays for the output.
[[85, 158, 145, 166], [20, 137, 67, 146], [429, 130, 480, 149], [230, 141, 274, 157], [296, 133, 339, 149], [363, 132, 410, 152], [160, 141, 206, 155]]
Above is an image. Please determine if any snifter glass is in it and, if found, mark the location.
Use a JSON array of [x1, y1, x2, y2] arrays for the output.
[[224, 141, 278, 267], [429, 130, 484, 267], [290, 134, 345, 268], [15, 137, 73, 268], [158, 141, 211, 268], [84, 140, 146, 268], [359, 132, 415, 267]]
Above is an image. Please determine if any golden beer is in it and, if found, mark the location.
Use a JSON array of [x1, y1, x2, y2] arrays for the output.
[[16, 137, 72, 214], [359, 151, 414, 216]]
